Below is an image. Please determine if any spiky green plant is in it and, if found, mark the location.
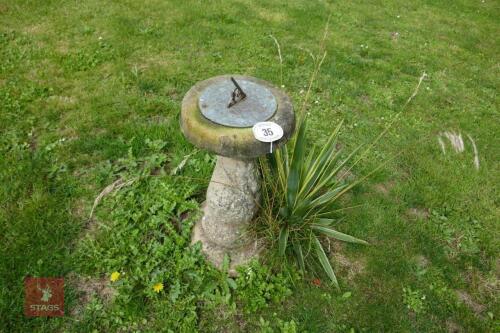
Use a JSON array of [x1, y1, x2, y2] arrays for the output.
[[259, 116, 369, 289]]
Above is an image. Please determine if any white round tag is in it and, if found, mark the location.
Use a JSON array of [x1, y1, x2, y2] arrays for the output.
[[252, 122, 283, 143]]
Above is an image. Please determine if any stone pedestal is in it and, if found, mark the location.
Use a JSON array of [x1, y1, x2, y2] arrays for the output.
[[180, 75, 294, 274], [192, 156, 261, 274]]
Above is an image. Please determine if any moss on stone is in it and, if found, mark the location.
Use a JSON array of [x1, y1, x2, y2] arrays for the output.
[[180, 75, 295, 159]]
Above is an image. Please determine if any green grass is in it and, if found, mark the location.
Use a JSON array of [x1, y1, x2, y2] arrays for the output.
[[1, 0, 499, 331]]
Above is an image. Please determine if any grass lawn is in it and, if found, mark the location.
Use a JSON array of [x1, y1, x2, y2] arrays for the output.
[[1, 0, 498, 332]]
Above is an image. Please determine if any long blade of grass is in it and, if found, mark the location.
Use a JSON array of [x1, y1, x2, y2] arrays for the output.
[[283, 144, 289, 173], [300, 145, 316, 188], [315, 218, 336, 226], [292, 241, 305, 272], [287, 119, 307, 209], [336, 72, 427, 180], [276, 146, 288, 190], [312, 225, 368, 245], [313, 235, 339, 289], [278, 226, 290, 256], [316, 204, 365, 217]]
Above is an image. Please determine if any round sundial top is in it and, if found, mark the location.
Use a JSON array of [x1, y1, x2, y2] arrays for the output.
[[198, 79, 277, 128], [180, 75, 295, 159]]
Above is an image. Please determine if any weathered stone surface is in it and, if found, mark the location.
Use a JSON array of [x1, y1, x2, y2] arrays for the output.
[[192, 222, 261, 276], [203, 156, 260, 248], [180, 75, 295, 159], [192, 156, 262, 274], [181, 75, 295, 273]]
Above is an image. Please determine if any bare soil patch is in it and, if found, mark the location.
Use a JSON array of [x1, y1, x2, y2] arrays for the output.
[[455, 290, 485, 316], [406, 207, 430, 221], [67, 273, 116, 317]]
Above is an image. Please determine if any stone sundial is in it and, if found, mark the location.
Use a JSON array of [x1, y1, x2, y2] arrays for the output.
[[180, 74, 295, 274]]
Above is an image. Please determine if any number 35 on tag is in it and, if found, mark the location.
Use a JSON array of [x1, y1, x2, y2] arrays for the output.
[[252, 122, 283, 142], [252, 122, 283, 153]]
